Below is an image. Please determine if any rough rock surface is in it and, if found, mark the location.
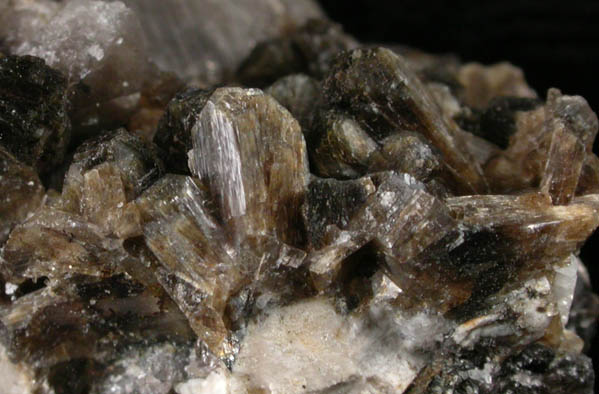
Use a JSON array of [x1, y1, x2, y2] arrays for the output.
[[0, 1, 598, 394], [0, 55, 71, 172]]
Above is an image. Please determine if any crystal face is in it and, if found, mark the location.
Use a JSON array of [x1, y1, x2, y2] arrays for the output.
[[0, 1, 598, 393]]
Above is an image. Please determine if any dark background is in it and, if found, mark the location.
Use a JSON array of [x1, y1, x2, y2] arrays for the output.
[[318, 0, 599, 381]]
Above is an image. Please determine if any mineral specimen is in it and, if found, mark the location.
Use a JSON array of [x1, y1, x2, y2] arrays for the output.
[[0, 1, 598, 393]]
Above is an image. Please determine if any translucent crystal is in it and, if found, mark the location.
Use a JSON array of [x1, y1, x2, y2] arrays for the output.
[[136, 175, 240, 358], [484, 89, 598, 200], [121, 0, 324, 85], [265, 74, 321, 132], [323, 47, 488, 194], [539, 89, 598, 205], [138, 87, 312, 359], [305, 171, 452, 290], [188, 87, 309, 245], [457, 62, 538, 109]]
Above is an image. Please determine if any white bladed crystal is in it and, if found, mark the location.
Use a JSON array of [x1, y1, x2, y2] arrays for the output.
[[553, 254, 579, 326]]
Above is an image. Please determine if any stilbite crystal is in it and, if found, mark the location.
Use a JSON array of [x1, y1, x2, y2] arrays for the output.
[[0, 1, 598, 393], [187, 87, 309, 246]]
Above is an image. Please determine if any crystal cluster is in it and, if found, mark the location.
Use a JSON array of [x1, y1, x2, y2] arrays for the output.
[[0, 1, 598, 393]]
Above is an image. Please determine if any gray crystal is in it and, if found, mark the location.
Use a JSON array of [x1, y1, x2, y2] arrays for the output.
[[265, 74, 321, 132], [310, 111, 380, 179], [122, 0, 324, 85]]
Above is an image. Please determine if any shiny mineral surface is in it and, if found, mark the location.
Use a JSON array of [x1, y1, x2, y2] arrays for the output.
[[0, 1, 598, 393]]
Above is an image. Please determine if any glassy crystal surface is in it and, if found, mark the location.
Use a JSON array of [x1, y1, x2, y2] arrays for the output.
[[187, 87, 309, 246], [122, 0, 324, 85], [323, 47, 488, 194]]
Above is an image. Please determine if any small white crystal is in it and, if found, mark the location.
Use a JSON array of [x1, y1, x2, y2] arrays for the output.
[[4, 283, 18, 295], [553, 254, 578, 326], [175, 370, 229, 394], [87, 44, 104, 61]]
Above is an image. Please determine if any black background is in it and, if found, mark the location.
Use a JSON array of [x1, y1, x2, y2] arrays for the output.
[[318, 0, 599, 381]]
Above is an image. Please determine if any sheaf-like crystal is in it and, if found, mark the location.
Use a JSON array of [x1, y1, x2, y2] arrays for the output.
[[0, 2, 598, 393], [323, 47, 488, 194], [188, 87, 309, 245]]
